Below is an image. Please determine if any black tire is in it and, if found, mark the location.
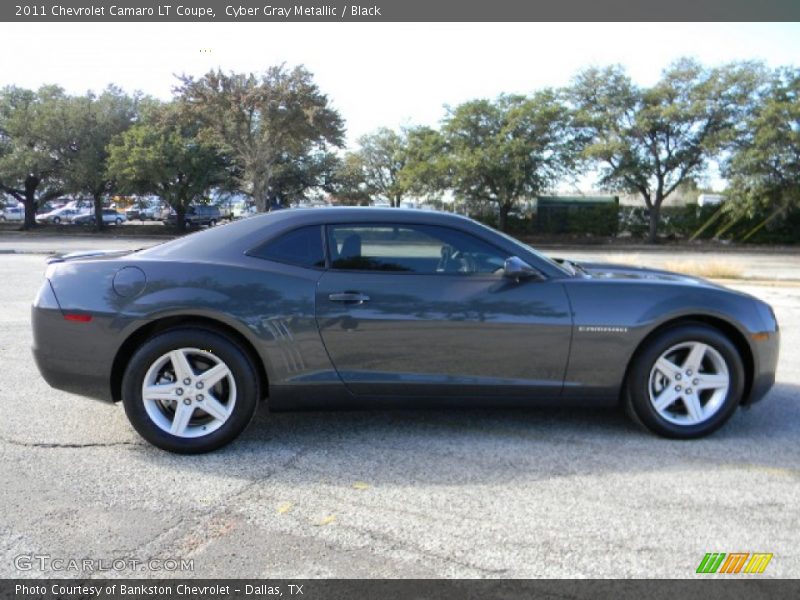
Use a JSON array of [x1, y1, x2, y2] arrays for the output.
[[115, 218, 123, 225], [122, 328, 260, 453], [208, 219, 217, 227], [625, 324, 744, 439], [52, 216, 61, 224]]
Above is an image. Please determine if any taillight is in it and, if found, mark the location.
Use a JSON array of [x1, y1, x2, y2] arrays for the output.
[[63, 314, 92, 323]]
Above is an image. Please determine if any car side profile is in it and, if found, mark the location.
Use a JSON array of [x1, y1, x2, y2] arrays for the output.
[[72, 209, 126, 226], [32, 208, 780, 453], [0, 206, 24, 222], [166, 205, 221, 228], [35, 206, 85, 224]]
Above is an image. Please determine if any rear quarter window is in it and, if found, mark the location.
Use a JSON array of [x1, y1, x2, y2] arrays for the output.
[[248, 225, 325, 268]]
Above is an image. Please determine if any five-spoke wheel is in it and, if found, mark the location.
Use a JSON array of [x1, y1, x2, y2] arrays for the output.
[[122, 328, 259, 453], [626, 324, 744, 438], [141, 348, 237, 438]]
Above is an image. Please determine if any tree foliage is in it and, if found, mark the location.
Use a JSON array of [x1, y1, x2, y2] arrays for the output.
[[441, 91, 578, 231], [349, 128, 410, 207], [724, 67, 800, 231], [569, 58, 765, 242], [176, 65, 345, 211], [62, 87, 139, 229], [107, 102, 227, 230], [0, 85, 72, 228]]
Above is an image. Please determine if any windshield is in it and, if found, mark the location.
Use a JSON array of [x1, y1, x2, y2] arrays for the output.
[[485, 225, 573, 276]]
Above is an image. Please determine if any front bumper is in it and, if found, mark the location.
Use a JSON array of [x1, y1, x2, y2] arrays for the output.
[[745, 326, 780, 405]]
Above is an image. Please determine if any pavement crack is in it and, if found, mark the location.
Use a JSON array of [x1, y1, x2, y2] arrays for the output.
[[0, 435, 142, 449]]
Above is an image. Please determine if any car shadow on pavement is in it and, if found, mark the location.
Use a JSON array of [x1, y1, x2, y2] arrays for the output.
[[133, 382, 800, 486]]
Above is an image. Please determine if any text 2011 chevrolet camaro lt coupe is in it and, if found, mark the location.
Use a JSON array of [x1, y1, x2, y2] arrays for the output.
[[32, 208, 779, 453]]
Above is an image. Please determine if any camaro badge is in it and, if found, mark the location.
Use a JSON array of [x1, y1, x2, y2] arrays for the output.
[[578, 326, 629, 333]]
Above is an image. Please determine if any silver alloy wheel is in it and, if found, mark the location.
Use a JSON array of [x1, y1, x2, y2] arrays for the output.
[[648, 341, 730, 426], [141, 347, 237, 438]]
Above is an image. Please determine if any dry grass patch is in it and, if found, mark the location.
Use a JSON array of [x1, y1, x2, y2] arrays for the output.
[[662, 260, 745, 280]]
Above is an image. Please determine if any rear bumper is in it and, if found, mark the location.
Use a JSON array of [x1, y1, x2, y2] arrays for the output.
[[31, 281, 115, 402]]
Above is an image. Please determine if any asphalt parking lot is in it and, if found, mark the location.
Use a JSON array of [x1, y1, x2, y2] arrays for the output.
[[0, 244, 798, 578]]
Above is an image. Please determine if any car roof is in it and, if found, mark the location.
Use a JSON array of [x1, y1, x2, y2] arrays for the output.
[[135, 207, 568, 278], [139, 208, 476, 260]]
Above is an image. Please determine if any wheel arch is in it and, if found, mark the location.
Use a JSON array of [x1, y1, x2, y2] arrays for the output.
[[622, 314, 754, 405], [110, 315, 269, 403]]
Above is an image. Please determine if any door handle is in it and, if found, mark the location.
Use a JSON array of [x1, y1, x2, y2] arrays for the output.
[[328, 292, 371, 304]]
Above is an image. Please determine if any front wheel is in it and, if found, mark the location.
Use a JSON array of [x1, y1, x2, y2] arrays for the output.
[[115, 218, 123, 225], [625, 324, 744, 439], [122, 328, 260, 453]]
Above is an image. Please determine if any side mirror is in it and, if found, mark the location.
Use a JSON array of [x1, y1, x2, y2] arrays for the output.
[[503, 256, 540, 280]]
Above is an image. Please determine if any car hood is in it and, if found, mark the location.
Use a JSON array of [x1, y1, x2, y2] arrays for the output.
[[565, 260, 722, 288]]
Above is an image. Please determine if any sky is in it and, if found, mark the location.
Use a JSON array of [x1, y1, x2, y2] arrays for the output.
[[3, 22, 800, 155]]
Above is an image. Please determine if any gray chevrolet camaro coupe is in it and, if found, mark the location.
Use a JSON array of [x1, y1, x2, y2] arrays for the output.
[[32, 208, 780, 453]]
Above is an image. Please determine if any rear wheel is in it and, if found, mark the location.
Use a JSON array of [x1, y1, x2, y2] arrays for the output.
[[122, 328, 259, 453], [625, 324, 744, 438], [115, 217, 123, 225]]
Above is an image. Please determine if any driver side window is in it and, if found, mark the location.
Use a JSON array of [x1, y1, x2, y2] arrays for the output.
[[327, 223, 508, 275]]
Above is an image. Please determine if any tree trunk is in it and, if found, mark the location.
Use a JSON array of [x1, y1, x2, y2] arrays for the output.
[[93, 193, 105, 231], [175, 206, 187, 232], [647, 202, 661, 244], [22, 176, 39, 230], [497, 203, 511, 232]]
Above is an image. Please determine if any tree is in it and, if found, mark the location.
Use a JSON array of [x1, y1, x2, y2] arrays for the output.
[[267, 149, 340, 205], [176, 65, 345, 211], [0, 86, 71, 229], [724, 67, 800, 240], [329, 153, 372, 205], [107, 102, 227, 231], [569, 59, 765, 243], [63, 87, 138, 230], [442, 91, 578, 231], [399, 125, 448, 200], [350, 128, 411, 207]]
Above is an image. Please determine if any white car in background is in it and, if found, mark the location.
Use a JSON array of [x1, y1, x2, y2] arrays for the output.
[[35, 206, 88, 224], [0, 206, 25, 222], [72, 209, 127, 226]]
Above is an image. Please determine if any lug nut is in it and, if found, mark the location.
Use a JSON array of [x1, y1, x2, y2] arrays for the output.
[[686, 370, 693, 376], [183, 378, 191, 385], [686, 388, 693, 395], [693, 379, 699, 386], [196, 382, 204, 389], [183, 398, 191, 405], [176, 388, 183, 396], [196, 394, 204, 402], [675, 385, 682, 391], [675, 374, 682, 380]]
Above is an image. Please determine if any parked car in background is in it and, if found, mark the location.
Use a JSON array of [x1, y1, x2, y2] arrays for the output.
[[35, 207, 86, 224], [231, 202, 258, 219], [0, 206, 25, 222], [140, 204, 164, 220], [127, 202, 164, 221], [167, 205, 221, 227], [72, 209, 127, 226]]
